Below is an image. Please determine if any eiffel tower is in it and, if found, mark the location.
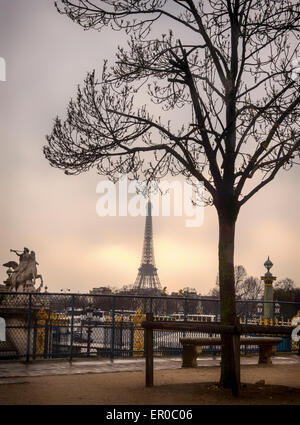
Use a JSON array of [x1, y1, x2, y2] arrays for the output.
[[133, 200, 162, 292]]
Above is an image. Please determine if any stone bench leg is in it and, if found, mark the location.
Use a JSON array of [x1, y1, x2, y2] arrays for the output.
[[182, 345, 199, 368], [258, 344, 274, 364]]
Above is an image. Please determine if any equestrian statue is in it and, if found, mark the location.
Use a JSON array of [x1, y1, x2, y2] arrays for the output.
[[3, 247, 43, 292]]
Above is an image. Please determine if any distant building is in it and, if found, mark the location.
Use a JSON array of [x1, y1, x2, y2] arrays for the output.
[[90, 286, 113, 295], [182, 287, 198, 297]]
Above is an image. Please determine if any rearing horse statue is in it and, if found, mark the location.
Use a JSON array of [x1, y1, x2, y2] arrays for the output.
[[3, 248, 43, 292]]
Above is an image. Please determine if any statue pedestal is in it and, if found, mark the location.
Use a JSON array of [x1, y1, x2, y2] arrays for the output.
[[0, 308, 34, 357], [0, 300, 50, 359]]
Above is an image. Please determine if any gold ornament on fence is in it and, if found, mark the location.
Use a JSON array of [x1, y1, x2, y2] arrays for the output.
[[35, 306, 49, 359], [133, 308, 146, 357]]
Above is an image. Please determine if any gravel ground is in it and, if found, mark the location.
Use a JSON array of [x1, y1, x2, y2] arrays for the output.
[[0, 363, 299, 405]]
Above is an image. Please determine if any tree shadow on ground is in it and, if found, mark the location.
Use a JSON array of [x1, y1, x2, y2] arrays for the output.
[[147, 381, 300, 405]]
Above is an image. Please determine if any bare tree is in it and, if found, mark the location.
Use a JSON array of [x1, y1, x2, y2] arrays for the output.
[[215, 265, 246, 292], [213, 265, 263, 300], [45, 0, 300, 391], [273, 278, 300, 318], [274, 278, 295, 293], [241, 276, 263, 300]]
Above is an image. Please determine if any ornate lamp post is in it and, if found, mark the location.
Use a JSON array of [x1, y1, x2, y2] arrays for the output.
[[261, 257, 276, 320]]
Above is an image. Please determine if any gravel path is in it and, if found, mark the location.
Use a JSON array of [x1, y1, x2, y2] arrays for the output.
[[0, 362, 299, 405]]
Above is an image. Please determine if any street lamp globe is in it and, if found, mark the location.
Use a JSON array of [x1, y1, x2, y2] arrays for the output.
[[257, 302, 263, 315], [264, 256, 273, 272]]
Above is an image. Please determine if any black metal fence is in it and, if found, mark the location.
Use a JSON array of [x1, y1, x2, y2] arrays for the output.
[[0, 292, 299, 361]]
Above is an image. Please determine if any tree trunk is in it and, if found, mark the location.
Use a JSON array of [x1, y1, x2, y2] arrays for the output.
[[217, 210, 240, 393]]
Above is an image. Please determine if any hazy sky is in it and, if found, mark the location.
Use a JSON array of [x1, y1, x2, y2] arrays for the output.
[[0, 0, 299, 295]]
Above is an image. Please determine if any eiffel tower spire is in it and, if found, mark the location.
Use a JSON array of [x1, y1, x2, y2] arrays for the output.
[[133, 200, 162, 292]]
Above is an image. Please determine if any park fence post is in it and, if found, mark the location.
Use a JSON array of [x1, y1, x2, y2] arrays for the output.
[[145, 312, 153, 387], [44, 320, 49, 359], [184, 298, 187, 321], [26, 293, 32, 362], [110, 296, 115, 360], [69, 295, 75, 362], [130, 319, 134, 357], [32, 319, 37, 360]]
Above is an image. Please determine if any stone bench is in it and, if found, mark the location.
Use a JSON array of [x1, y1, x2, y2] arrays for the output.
[[180, 336, 283, 367]]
